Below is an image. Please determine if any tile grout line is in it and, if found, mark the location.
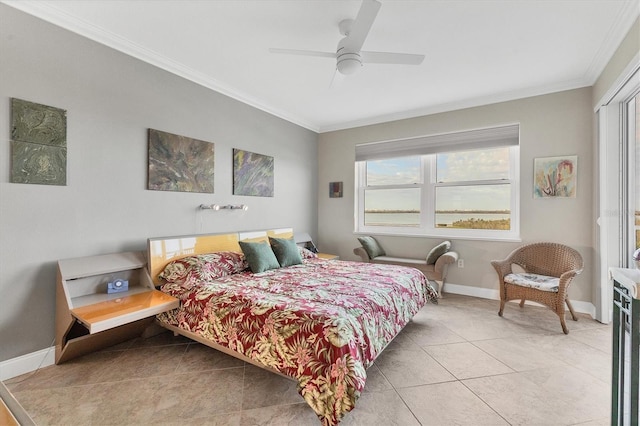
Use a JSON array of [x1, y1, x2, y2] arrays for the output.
[[458, 378, 514, 426], [370, 362, 428, 426], [6, 294, 613, 425]]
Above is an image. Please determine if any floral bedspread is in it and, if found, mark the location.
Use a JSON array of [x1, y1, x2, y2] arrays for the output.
[[157, 258, 437, 424]]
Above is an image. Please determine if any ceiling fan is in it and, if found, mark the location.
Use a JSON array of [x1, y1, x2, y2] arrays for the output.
[[270, 0, 425, 76]]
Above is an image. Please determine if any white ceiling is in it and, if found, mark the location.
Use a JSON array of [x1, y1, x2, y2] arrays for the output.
[[4, 0, 639, 133]]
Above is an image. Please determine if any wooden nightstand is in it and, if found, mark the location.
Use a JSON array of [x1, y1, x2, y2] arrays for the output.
[[1, 382, 33, 426], [55, 251, 178, 364], [317, 253, 339, 260]]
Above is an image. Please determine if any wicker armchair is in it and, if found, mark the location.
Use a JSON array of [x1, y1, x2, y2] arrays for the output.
[[491, 242, 584, 334]]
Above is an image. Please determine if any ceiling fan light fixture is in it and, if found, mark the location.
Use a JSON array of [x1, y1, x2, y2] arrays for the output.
[[270, 0, 423, 78], [337, 52, 362, 75]]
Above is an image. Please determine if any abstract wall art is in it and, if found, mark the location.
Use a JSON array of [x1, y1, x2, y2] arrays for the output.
[[233, 149, 274, 197], [11, 98, 67, 185], [534, 155, 577, 198], [148, 128, 215, 193]]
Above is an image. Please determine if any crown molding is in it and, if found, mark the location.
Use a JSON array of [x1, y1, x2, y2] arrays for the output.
[[3, 0, 637, 135], [584, 1, 640, 86], [318, 78, 591, 133], [1, 0, 321, 132], [594, 51, 640, 111], [582, 1, 640, 85]]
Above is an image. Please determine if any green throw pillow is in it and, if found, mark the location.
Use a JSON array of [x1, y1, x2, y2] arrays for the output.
[[426, 240, 451, 264], [358, 236, 386, 259], [269, 236, 303, 267], [239, 240, 281, 273]]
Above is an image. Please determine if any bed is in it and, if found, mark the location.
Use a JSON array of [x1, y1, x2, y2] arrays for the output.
[[147, 229, 438, 425]]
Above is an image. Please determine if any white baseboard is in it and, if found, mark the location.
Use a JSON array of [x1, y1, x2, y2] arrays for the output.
[[0, 284, 599, 381], [443, 282, 597, 318], [570, 300, 597, 318], [444, 282, 500, 300], [0, 346, 55, 381]]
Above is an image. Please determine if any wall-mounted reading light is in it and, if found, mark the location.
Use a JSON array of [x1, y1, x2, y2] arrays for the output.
[[199, 204, 220, 210], [221, 204, 248, 211], [199, 204, 248, 211]]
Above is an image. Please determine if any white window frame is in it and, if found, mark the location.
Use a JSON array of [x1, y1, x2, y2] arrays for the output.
[[355, 125, 520, 241], [623, 93, 639, 262]]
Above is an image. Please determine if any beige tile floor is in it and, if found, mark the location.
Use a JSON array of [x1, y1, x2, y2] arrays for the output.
[[4, 294, 613, 425]]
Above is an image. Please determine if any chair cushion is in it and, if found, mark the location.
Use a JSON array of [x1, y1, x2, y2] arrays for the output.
[[358, 236, 386, 259], [504, 273, 559, 292], [374, 256, 427, 266], [426, 240, 451, 264]]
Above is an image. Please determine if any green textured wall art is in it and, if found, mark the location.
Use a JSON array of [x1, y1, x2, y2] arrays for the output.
[[233, 149, 274, 197], [11, 98, 67, 185], [148, 128, 215, 193]]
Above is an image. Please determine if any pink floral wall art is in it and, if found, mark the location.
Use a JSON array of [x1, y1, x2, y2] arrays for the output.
[[534, 155, 577, 198]]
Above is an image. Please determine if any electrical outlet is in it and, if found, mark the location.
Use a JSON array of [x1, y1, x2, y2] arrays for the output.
[[458, 259, 464, 268]]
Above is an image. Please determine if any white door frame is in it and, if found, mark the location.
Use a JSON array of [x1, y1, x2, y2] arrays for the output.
[[595, 56, 640, 323]]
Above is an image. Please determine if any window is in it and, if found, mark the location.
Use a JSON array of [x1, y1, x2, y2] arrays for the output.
[[355, 125, 519, 239], [363, 156, 422, 227]]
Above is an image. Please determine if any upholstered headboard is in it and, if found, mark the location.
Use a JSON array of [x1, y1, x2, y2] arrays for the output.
[[147, 228, 293, 285]]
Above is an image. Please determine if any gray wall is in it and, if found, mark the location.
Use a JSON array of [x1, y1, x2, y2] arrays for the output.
[[0, 5, 318, 362], [318, 88, 594, 303]]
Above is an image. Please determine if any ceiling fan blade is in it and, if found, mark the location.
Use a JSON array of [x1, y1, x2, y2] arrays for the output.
[[329, 68, 346, 89], [269, 48, 336, 59], [361, 51, 425, 65], [343, 0, 381, 52]]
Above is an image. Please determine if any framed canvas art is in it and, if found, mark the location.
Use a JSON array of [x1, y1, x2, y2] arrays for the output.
[[534, 155, 577, 198], [233, 149, 274, 197], [148, 129, 215, 193], [10, 98, 67, 185]]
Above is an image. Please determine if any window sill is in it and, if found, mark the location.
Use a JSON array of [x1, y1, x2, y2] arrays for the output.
[[353, 230, 522, 243]]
